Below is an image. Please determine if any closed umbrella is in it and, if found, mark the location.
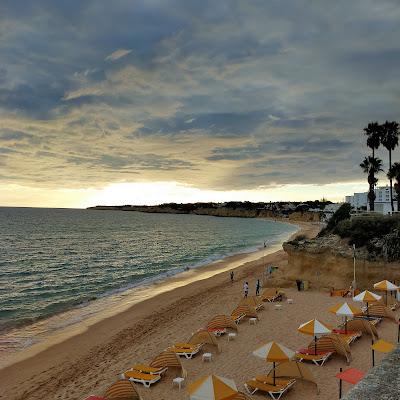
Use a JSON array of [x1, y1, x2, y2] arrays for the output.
[[188, 375, 238, 400], [329, 302, 362, 333], [298, 319, 331, 355], [253, 341, 294, 385]]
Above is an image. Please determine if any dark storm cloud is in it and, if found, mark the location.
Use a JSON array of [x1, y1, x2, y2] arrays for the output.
[[0, 0, 400, 189]]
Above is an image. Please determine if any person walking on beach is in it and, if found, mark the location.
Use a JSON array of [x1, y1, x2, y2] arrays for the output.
[[256, 279, 261, 296], [243, 281, 249, 298], [230, 270, 234, 283]]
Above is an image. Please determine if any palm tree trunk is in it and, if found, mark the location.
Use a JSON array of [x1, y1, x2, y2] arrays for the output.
[[369, 178, 375, 211], [389, 150, 394, 212]]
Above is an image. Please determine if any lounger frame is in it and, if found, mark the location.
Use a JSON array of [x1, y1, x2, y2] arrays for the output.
[[295, 351, 333, 366], [123, 371, 161, 388], [245, 379, 295, 399]]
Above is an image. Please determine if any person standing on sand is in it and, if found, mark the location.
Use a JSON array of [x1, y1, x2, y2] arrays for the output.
[[230, 270, 234, 283], [243, 281, 249, 298], [256, 279, 261, 296]]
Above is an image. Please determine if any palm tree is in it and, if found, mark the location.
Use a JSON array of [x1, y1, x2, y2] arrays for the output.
[[363, 121, 382, 158], [381, 121, 399, 212], [360, 156, 383, 211], [388, 162, 400, 212]]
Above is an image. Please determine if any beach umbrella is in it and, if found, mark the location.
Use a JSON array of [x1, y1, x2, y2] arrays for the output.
[[253, 341, 295, 385], [353, 290, 382, 316], [329, 302, 362, 333], [187, 374, 238, 400], [373, 280, 399, 305], [298, 319, 332, 355]]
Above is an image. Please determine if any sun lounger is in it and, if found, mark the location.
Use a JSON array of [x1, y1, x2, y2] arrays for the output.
[[332, 329, 362, 345], [168, 343, 203, 359], [231, 312, 246, 324], [255, 376, 296, 386], [128, 364, 167, 375], [354, 316, 382, 326], [245, 378, 295, 399], [295, 350, 333, 366], [261, 288, 282, 303], [122, 370, 161, 387], [208, 327, 227, 336]]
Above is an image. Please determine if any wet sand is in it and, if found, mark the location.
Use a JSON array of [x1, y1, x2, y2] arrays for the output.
[[2, 220, 395, 400]]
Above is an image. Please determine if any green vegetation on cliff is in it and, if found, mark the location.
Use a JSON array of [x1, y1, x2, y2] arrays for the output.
[[318, 203, 400, 261]]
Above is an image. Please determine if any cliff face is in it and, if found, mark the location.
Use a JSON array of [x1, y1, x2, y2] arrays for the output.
[[88, 205, 322, 222], [283, 235, 400, 289]]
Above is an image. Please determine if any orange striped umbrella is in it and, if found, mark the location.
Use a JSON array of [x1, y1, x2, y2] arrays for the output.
[[329, 302, 362, 333], [353, 290, 382, 316], [253, 341, 294, 385], [373, 280, 398, 305], [298, 319, 332, 355], [188, 375, 238, 400]]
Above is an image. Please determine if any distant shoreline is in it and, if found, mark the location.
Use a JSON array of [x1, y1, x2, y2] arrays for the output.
[[87, 202, 323, 223]]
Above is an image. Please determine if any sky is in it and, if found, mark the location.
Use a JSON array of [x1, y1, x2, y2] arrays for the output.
[[0, 1, 399, 208]]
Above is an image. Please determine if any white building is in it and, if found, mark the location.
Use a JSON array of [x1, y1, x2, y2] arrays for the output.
[[345, 192, 368, 209], [345, 186, 398, 214], [373, 186, 397, 214]]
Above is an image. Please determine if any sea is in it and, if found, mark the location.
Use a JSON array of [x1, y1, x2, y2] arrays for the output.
[[0, 207, 298, 362]]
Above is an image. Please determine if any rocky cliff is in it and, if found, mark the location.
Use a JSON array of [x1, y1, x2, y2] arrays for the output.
[[88, 205, 321, 222], [283, 234, 400, 289]]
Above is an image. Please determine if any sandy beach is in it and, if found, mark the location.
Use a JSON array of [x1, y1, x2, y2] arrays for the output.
[[0, 220, 397, 400]]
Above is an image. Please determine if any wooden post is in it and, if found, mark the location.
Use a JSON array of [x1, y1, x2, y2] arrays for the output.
[[398, 318, 400, 344], [339, 367, 343, 399], [372, 337, 375, 367]]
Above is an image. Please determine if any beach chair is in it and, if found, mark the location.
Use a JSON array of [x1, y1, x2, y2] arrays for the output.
[[208, 327, 227, 336], [389, 301, 400, 311], [245, 377, 295, 399], [128, 364, 167, 375], [354, 316, 382, 326], [168, 343, 203, 359], [261, 288, 282, 303], [239, 296, 265, 311], [366, 303, 397, 321], [104, 379, 141, 399], [231, 311, 246, 324], [122, 370, 161, 387], [295, 350, 333, 366], [332, 329, 362, 345]]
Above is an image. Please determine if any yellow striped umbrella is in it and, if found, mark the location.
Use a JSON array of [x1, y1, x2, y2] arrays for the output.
[[253, 341, 295, 385], [353, 290, 382, 316], [373, 280, 398, 305], [188, 375, 238, 400], [298, 319, 332, 355], [329, 302, 362, 333]]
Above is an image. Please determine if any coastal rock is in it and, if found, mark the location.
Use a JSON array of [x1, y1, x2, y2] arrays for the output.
[[368, 229, 400, 262], [283, 234, 400, 289], [343, 346, 400, 400]]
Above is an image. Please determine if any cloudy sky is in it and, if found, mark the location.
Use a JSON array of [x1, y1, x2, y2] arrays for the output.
[[1, 0, 399, 207]]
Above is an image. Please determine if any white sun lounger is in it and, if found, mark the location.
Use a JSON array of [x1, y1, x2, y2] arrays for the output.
[[245, 378, 296, 399], [122, 370, 161, 387], [168, 343, 203, 359], [295, 351, 333, 366], [231, 313, 246, 325]]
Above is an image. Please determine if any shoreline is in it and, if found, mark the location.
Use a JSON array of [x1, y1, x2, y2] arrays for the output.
[[0, 218, 300, 370], [0, 220, 319, 400]]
